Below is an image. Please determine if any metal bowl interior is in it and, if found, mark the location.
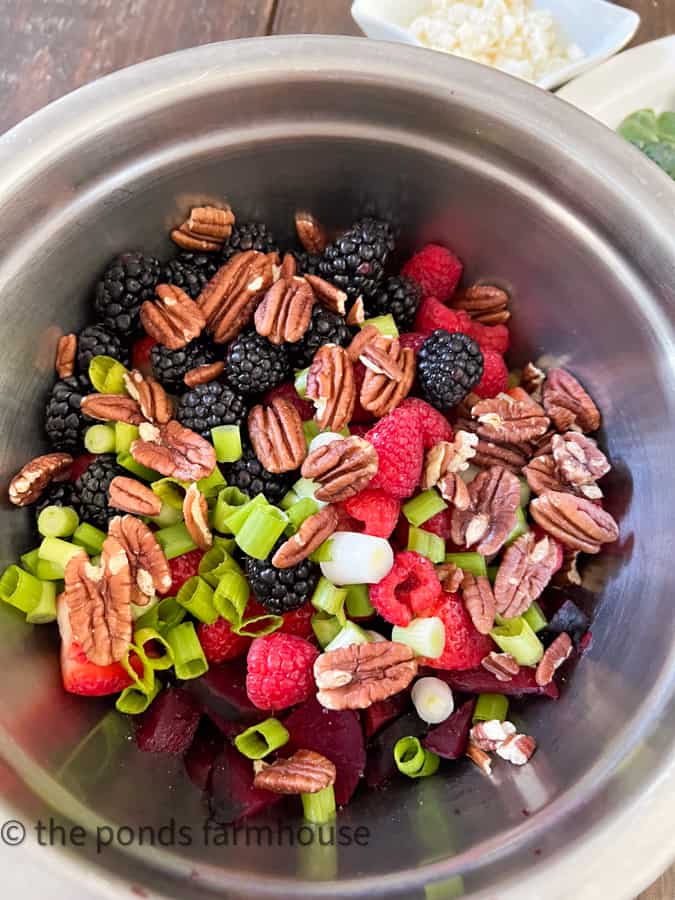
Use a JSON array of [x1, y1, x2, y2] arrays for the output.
[[0, 36, 674, 900]]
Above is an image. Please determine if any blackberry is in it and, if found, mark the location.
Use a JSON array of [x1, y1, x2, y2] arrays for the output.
[[289, 305, 351, 369], [94, 251, 161, 336], [222, 445, 293, 505], [219, 223, 279, 262], [34, 481, 78, 525], [175, 381, 247, 439], [151, 338, 218, 392], [318, 217, 395, 300], [365, 275, 422, 332], [76, 324, 129, 372], [161, 251, 219, 300], [44, 375, 92, 452], [74, 454, 125, 529], [224, 331, 290, 397], [294, 250, 321, 276], [417, 329, 484, 412], [245, 543, 319, 614]]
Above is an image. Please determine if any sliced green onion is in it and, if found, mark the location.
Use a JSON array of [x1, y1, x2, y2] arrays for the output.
[[155, 522, 197, 559], [411, 676, 454, 724], [0, 566, 44, 614], [294, 367, 309, 398], [116, 680, 160, 715], [311, 577, 347, 617], [233, 613, 283, 637], [213, 486, 249, 533], [345, 583, 374, 618], [131, 593, 159, 622], [311, 611, 345, 648], [151, 477, 186, 510], [38, 536, 82, 573], [134, 626, 174, 671], [280, 489, 299, 510], [213, 571, 250, 624], [325, 621, 370, 652], [285, 497, 319, 534], [211, 424, 243, 463], [213, 535, 237, 554], [425, 876, 465, 900], [134, 604, 160, 631], [199, 543, 243, 587], [303, 419, 321, 446], [487, 565, 499, 584], [20, 548, 40, 576], [84, 423, 116, 455], [115, 422, 139, 454], [116, 450, 160, 482], [522, 600, 548, 634], [392, 617, 445, 659], [36, 558, 66, 581], [156, 596, 186, 633], [176, 576, 218, 624], [403, 489, 447, 527], [302, 784, 336, 824], [224, 493, 269, 535], [309, 538, 334, 563], [25, 580, 57, 624], [407, 527, 445, 564], [88, 355, 129, 394], [120, 643, 156, 695], [197, 466, 227, 500], [234, 718, 289, 759], [519, 477, 531, 508], [473, 693, 509, 723], [505, 506, 529, 547], [491, 617, 544, 666], [149, 501, 183, 528], [393, 736, 440, 779], [444, 552, 487, 578], [165, 621, 208, 680], [360, 314, 399, 339], [72, 523, 106, 555], [37, 505, 80, 538], [235, 505, 288, 559]]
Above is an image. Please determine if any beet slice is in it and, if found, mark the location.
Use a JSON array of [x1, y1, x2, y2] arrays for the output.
[[541, 599, 590, 645], [284, 695, 365, 805], [362, 693, 410, 740], [185, 659, 264, 722], [136, 687, 201, 753], [422, 666, 560, 699], [206, 710, 248, 739], [365, 711, 427, 788], [184, 721, 224, 791], [422, 698, 475, 760], [209, 742, 283, 824]]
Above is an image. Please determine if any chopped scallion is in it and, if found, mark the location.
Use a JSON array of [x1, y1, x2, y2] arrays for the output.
[[345, 583, 374, 619], [38, 536, 82, 573], [490, 616, 544, 666], [473, 693, 509, 723], [234, 718, 289, 759], [403, 489, 447, 527], [522, 600, 548, 634], [213, 571, 250, 624], [285, 497, 319, 534], [311, 577, 347, 617], [88, 355, 129, 394], [360, 314, 399, 339], [213, 486, 249, 533], [26, 580, 57, 624], [301, 785, 336, 824], [176, 576, 218, 624], [407, 527, 445, 564], [393, 736, 440, 778], [223, 493, 268, 535], [392, 617, 445, 659], [72, 523, 106, 555], [0, 566, 43, 614], [37, 505, 79, 538], [116, 680, 160, 715], [235, 505, 288, 559], [115, 422, 139, 454], [311, 611, 345, 648], [294, 367, 309, 398], [155, 522, 197, 559], [505, 506, 529, 546], [116, 451, 159, 482], [84, 424, 116, 455], [165, 621, 208, 680], [324, 621, 370, 652], [211, 424, 243, 463], [444, 552, 487, 578]]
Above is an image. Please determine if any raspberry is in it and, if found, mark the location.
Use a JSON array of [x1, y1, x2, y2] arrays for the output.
[[467, 320, 511, 354], [246, 633, 319, 710], [197, 618, 251, 663], [420, 594, 493, 670], [131, 335, 157, 374], [369, 551, 442, 626], [398, 332, 428, 354], [161, 549, 204, 597], [263, 381, 315, 422], [421, 507, 454, 541], [473, 350, 509, 399], [402, 244, 463, 302], [365, 404, 424, 498], [398, 398, 454, 450], [415, 297, 472, 336], [340, 488, 400, 538], [67, 453, 95, 482], [278, 602, 315, 640]]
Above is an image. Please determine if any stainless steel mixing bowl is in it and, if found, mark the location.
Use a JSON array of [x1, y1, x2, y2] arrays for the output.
[[0, 36, 674, 900]]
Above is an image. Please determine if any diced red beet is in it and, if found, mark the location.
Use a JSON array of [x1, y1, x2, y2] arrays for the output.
[[209, 742, 283, 824], [183, 721, 224, 791], [365, 711, 427, 788], [283, 695, 365, 805], [362, 693, 410, 740], [206, 710, 248, 739], [136, 687, 201, 754], [185, 659, 264, 722], [422, 666, 560, 699], [422, 698, 476, 759], [579, 630, 593, 653]]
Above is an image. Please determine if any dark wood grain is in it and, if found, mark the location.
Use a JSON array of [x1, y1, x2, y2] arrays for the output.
[[272, 0, 360, 35], [615, 0, 675, 46]]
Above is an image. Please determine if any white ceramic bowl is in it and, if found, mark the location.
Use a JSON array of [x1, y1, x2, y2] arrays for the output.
[[351, 0, 640, 90]]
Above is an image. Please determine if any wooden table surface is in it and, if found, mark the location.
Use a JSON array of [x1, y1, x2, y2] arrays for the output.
[[0, 0, 673, 896]]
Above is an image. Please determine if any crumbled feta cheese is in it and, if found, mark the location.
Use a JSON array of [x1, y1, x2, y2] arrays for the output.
[[409, 0, 584, 83]]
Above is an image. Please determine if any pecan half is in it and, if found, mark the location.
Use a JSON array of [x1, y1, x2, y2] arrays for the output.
[[522, 454, 570, 496], [481, 651, 520, 682], [359, 335, 403, 381], [123, 370, 173, 425], [552, 547, 582, 587], [197, 251, 275, 343], [472, 396, 549, 443], [530, 490, 619, 554], [184, 361, 225, 387], [543, 368, 600, 433], [8, 452, 72, 506], [421, 432, 479, 490], [438, 473, 471, 510], [360, 343, 415, 419], [314, 641, 417, 710], [461, 573, 496, 634], [435, 562, 464, 593], [346, 296, 365, 326], [301, 436, 378, 502], [55, 333, 77, 378], [295, 211, 329, 255], [494, 533, 560, 618], [183, 483, 213, 551], [451, 284, 510, 325], [81, 394, 144, 425], [131, 420, 216, 482], [64, 544, 132, 665], [469, 719, 516, 752], [140, 284, 206, 350], [254, 277, 315, 345], [305, 344, 355, 433], [536, 632, 573, 686], [456, 418, 529, 473], [248, 397, 306, 474], [346, 325, 381, 363], [304, 274, 347, 316], [109, 476, 161, 518], [551, 433, 610, 486], [254, 749, 336, 795], [109, 515, 171, 603], [171, 205, 235, 251], [466, 741, 493, 775], [272, 506, 338, 569], [279, 253, 297, 280], [521, 362, 546, 398], [451, 466, 520, 556], [496, 733, 537, 765]]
